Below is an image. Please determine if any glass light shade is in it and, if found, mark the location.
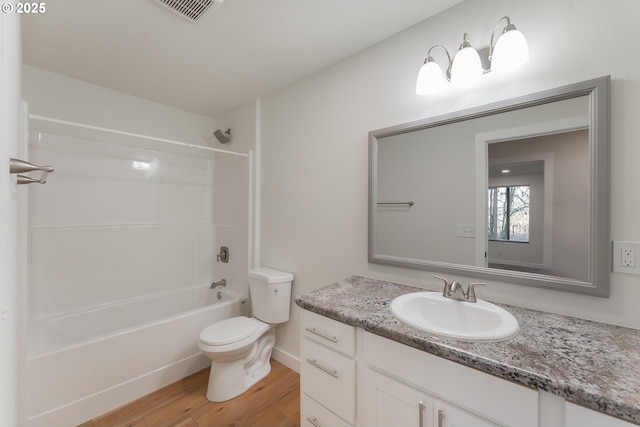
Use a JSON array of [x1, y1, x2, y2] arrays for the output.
[[416, 60, 445, 95], [491, 29, 529, 72], [451, 46, 483, 86]]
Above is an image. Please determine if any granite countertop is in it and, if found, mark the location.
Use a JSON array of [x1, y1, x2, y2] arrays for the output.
[[295, 276, 640, 425]]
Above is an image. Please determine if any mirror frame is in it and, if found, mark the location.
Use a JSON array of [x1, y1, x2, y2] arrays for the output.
[[368, 76, 610, 297]]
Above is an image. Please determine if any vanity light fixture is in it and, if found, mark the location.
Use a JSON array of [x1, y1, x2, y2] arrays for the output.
[[416, 16, 529, 95]]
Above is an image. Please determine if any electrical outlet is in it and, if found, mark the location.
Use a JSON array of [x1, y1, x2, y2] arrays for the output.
[[612, 241, 640, 274], [622, 248, 635, 267]]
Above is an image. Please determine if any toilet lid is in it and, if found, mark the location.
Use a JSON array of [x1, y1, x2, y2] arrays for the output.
[[200, 316, 260, 346]]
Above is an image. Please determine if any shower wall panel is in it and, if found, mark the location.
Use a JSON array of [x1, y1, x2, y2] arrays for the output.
[[27, 131, 216, 320]]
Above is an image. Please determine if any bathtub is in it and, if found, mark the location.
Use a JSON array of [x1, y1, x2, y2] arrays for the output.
[[24, 286, 248, 427]]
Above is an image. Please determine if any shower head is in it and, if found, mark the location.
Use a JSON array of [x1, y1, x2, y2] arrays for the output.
[[213, 128, 232, 144]]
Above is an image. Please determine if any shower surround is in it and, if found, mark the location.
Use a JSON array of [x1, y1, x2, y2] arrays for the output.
[[21, 128, 250, 426]]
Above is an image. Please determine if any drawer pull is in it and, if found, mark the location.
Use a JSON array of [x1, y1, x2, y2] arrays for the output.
[[306, 358, 339, 378], [306, 416, 322, 427], [419, 401, 425, 427], [305, 327, 338, 343]]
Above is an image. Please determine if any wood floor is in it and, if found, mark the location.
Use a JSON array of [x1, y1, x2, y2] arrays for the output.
[[79, 360, 300, 427]]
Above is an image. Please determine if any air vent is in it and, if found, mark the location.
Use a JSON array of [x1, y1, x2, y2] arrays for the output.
[[154, 0, 224, 23]]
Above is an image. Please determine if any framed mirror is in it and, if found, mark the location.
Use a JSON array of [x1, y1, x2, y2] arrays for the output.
[[369, 76, 610, 296]]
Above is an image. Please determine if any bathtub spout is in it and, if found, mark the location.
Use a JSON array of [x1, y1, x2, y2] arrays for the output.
[[210, 279, 226, 289]]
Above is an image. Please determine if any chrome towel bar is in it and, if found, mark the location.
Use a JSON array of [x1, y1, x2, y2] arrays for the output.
[[9, 158, 54, 185], [377, 201, 414, 207]]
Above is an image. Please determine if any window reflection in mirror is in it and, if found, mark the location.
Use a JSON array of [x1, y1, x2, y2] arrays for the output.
[[487, 184, 530, 242]]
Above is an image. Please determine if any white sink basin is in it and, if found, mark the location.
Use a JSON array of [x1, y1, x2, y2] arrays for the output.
[[390, 292, 519, 341]]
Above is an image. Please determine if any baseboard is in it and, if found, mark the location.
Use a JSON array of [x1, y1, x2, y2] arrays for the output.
[[271, 346, 300, 373], [25, 353, 210, 427]]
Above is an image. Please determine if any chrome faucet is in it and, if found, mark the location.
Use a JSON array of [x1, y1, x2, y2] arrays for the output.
[[210, 279, 226, 289], [434, 276, 486, 303]]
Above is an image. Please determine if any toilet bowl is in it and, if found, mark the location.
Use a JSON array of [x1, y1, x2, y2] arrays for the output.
[[198, 267, 294, 402], [198, 316, 274, 402]]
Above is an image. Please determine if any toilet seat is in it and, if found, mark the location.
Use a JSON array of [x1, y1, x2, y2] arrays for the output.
[[198, 316, 270, 359], [200, 316, 264, 346]]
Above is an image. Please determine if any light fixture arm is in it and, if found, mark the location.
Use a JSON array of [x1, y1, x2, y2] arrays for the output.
[[425, 44, 453, 82], [459, 32, 473, 50], [489, 16, 513, 60]]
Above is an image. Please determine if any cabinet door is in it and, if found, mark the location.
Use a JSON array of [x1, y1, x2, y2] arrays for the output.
[[363, 368, 434, 427], [434, 401, 498, 427]]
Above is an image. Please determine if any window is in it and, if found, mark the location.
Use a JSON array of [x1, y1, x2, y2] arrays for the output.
[[488, 185, 530, 242]]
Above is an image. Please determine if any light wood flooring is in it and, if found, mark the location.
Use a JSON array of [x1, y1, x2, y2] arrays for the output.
[[79, 360, 300, 427]]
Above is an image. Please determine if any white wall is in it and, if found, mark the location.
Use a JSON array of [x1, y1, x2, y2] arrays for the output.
[[260, 0, 640, 360], [1, 11, 21, 427], [22, 66, 219, 148]]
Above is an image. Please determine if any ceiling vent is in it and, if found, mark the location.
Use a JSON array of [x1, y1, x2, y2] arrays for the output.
[[154, 0, 224, 23]]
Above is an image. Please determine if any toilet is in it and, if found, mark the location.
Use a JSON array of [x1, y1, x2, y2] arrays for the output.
[[198, 267, 294, 402]]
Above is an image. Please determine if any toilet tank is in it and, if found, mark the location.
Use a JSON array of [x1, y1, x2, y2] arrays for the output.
[[248, 267, 294, 324]]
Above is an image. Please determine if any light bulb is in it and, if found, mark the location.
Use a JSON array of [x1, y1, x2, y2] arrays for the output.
[[491, 29, 529, 73], [416, 60, 445, 95], [451, 46, 483, 86]]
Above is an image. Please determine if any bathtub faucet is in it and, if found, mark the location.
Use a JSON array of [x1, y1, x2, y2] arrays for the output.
[[210, 279, 226, 289]]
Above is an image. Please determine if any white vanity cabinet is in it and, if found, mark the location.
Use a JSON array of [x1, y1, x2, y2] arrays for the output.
[[300, 310, 356, 427], [363, 332, 537, 427], [299, 309, 537, 427], [299, 309, 638, 427]]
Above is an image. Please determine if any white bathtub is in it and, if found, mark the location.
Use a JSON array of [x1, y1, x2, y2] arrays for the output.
[[24, 286, 248, 427]]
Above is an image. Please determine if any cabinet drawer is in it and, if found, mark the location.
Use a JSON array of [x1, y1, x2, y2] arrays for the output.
[[301, 338, 356, 424], [301, 310, 355, 356], [301, 394, 352, 427]]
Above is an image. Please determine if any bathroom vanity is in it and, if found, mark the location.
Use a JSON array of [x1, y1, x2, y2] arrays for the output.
[[296, 276, 640, 427]]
